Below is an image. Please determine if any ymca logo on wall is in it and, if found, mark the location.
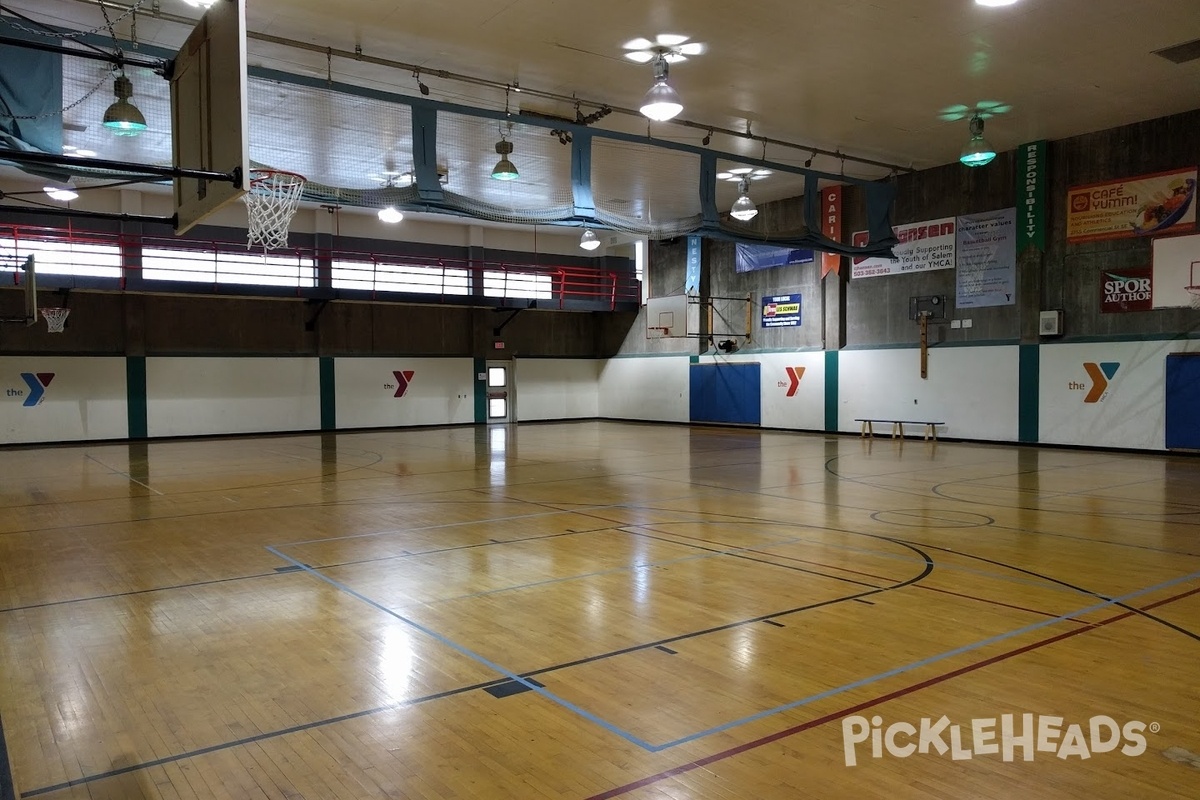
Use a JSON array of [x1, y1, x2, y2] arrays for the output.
[[777, 366, 805, 397], [8, 372, 55, 407], [1068, 362, 1120, 403], [385, 370, 415, 398]]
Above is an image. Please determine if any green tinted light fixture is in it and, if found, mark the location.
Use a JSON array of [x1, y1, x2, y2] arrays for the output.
[[959, 114, 996, 167], [102, 74, 148, 136], [491, 138, 519, 181]]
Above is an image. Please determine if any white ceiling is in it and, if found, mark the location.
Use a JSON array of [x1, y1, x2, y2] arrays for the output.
[[7, 0, 1200, 187]]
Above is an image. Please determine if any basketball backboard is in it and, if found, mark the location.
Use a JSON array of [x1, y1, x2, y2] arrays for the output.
[[646, 294, 695, 338], [1152, 232, 1200, 309], [170, 0, 250, 235]]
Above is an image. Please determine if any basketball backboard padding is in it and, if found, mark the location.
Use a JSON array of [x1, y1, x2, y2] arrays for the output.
[[22, 254, 36, 325], [171, 0, 250, 236]]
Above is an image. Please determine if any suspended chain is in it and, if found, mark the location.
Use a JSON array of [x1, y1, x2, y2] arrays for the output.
[[0, 0, 148, 40]]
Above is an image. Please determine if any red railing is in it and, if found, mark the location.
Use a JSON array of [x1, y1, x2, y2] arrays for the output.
[[0, 224, 641, 309]]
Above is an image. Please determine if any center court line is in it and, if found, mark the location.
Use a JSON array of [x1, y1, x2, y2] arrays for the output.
[[586, 581, 1200, 799]]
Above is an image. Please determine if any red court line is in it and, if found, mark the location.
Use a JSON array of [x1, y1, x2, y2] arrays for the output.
[[586, 584, 1200, 799]]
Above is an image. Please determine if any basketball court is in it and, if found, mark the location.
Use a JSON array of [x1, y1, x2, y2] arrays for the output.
[[1, 423, 1199, 798]]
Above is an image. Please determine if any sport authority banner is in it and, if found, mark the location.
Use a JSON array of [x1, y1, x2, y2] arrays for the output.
[[851, 218, 955, 279], [1067, 168, 1197, 243], [956, 208, 1016, 309], [1101, 267, 1152, 313]]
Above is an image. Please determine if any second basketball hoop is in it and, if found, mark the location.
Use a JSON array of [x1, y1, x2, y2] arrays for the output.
[[244, 169, 307, 250]]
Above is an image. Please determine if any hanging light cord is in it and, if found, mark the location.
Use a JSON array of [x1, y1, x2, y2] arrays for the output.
[[0, 71, 111, 120], [0, 0, 148, 40]]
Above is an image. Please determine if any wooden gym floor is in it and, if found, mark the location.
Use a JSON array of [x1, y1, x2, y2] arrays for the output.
[[1, 421, 1198, 799]]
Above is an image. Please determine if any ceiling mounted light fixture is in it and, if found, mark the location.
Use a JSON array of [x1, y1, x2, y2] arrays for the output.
[[579, 228, 600, 251], [491, 135, 519, 181], [959, 113, 997, 167], [43, 180, 78, 202], [102, 73, 148, 136], [730, 178, 758, 222], [639, 55, 683, 122], [975, 0, 1020, 6], [378, 206, 404, 224], [183, 0, 218, 8]]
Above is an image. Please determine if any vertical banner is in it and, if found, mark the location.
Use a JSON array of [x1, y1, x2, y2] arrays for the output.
[[1018, 140, 1048, 252], [821, 184, 843, 278], [685, 235, 701, 294], [956, 208, 1017, 308]]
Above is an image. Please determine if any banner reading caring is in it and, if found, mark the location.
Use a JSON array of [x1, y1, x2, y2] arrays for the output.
[[821, 185, 842, 279], [1066, 168, 1197, 244], [850, 217, 956, 279], [956, 208, 1016, 309]]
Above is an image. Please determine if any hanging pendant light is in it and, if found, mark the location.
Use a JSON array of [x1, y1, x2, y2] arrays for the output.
[[730, 178, 758, 221], [959, 114, 997, 167], [102, 73, 148, 136], [378, 206, 404, 224], [579, 228, 601, 250], [639, 55, 683, 122], [491, 137, 519, 181]]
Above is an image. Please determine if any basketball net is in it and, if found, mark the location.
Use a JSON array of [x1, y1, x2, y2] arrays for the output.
[[244, 169, 306, 251], [41, 307, 70, 333], [1188, 287, 1200, 310]]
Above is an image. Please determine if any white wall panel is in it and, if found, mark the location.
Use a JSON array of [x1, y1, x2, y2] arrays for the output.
[[146, 357, 319, 437], [0, 357, 126, 443], [1039, 339, 1200, 450], [599, 355, 690, 422], [838, 346, 1019, 441], [336, 357, 473, 429], [515, 359, 600, 421]]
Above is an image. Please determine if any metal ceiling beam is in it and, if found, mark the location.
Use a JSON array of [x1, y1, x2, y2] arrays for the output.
[[33, 0, 913, 174]]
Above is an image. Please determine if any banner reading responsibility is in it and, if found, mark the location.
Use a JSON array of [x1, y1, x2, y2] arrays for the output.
[[1067, 168, 1197, 243], [956, 208, 1016, 309], [851, 218, 956, 279]]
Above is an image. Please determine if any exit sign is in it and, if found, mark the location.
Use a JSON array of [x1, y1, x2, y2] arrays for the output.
[[494, 341, 505, 349]]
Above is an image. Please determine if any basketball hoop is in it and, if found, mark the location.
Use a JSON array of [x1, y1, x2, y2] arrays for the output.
[[41, 307, 70, 333], [244, 169, 306, 250], [1187, 286, 1200, 310]]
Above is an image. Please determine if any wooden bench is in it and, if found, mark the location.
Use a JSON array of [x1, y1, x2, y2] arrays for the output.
[[855, 418, 944, 441]]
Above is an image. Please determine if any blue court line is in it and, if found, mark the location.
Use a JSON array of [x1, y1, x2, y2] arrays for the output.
[[264, 545, 659, 751], [646, 568, 1200, 751]]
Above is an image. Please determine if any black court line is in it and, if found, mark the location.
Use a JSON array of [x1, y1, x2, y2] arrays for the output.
[[0, 571, 281, 615], [854, 599, 876, 605], [18, 676, 510, 798], [17, 540, 934, 797], [655, 646, 677, 655], [761, 619, 785, 628], [0, 712, 16, 800]]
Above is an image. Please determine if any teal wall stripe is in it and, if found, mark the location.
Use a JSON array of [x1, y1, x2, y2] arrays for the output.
[[473, 357, 487, 424], [1019, 344, 1039, 443], [824, 350, 839, 433], [319, 357, 336, 431], [125, 356, 147, 439]]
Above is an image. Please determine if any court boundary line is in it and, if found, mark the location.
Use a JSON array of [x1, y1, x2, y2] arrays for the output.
[[585, 583, 1200, 799]]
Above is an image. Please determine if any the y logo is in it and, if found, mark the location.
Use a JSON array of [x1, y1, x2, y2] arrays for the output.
[[19, 372, 55, 407], [784, 366, 805, 397], [392, 370, 415, 398], [1083, 362, 1119, 403]]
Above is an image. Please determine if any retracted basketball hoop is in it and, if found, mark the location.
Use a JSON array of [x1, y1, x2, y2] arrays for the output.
[[41, 307, 70, 333], [243, 169, 306, 250]]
